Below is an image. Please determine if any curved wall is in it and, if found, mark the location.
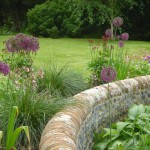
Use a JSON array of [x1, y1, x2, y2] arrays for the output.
[[39, 75, 150, 150]]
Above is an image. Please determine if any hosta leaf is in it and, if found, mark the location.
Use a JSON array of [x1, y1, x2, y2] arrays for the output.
[[124, 136, 139, 150], [103, 128, 118, 137], [109, 140, 125, 150], [128, 104, 145, 120], [116, 122, 131, 134], [93, 139, 109, 150]]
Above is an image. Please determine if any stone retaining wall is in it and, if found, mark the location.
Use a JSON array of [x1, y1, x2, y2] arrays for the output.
[[39, 75, 150, 150]]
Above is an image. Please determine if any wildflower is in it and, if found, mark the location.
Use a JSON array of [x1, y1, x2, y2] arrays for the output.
[[16, 33, 39, 52], [118, 40, 124, 47], [0, 61, 10, 76], [5, 37, 20, 53], [113, 17, 123, 28], [105, 29, 112, 38], [101, 67, 116, 83], [102, 36, 109, 41], [37, 69, 44, 79], [25, 67, 30, 73], [121, 33, 129, 41], [143, 55, 150, 63]]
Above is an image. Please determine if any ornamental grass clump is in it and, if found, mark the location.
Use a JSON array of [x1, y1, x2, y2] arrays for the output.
[[37, 62, 87, 98]]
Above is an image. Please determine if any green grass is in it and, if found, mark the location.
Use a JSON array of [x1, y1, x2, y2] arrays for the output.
[[0, 35, 150, 77]]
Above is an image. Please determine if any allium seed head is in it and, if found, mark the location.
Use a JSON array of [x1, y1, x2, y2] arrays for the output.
[[105, 29, 112, 38], [118, 40, 124, 47], [113, 17, 123, 28], [121, 33, 129, 41]]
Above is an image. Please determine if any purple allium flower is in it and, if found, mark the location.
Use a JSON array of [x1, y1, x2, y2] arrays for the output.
[[0, 61, 10, 76], [105, 29, 112, 38], [113, 17, 123, 28], [118, 40, 124, 47], [6, 37, 20, 53], [5, 33, 39, 53], [101, 67, 116, 83], [121, 33, 129, 41]]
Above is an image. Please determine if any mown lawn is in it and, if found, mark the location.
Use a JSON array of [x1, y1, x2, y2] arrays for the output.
[[0, 35, 150, 77]]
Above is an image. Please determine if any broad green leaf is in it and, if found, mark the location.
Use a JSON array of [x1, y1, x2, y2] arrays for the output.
[[103, 128, 118, 137], [93, 139, 110, 150], [8, 126, 30, 150], [116, 122, 131, 134], [0, 131, 2, 148], [0, 131, 2, 141], [5, 106, 30, 150], [110, 140, 124, 150], [128, 104, 145, 120], [6, 106, 18, 149]]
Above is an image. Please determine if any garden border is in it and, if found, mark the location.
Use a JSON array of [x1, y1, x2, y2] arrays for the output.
[[39, 75, 150, 150]]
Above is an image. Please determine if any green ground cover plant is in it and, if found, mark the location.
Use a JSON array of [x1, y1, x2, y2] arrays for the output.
[[93, 104, 150, 150]]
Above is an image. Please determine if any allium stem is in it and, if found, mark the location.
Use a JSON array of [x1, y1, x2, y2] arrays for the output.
[[108, 83, 112, 144]]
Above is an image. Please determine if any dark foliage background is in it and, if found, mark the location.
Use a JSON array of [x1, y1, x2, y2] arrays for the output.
[[0, 0, 149, 40]]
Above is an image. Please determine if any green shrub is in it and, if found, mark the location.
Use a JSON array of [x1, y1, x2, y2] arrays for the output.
[[27, 0, 99, 38], [47, 26, 59, 38], [27, 0, 67, 37]]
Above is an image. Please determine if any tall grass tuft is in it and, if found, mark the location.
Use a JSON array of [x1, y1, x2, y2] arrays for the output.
[[0, 80, 73, 149], [0, 61, 86, 149], [37, 62, 87, 97]]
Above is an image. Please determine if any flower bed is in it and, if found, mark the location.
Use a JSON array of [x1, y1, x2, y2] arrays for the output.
[[39, 75, 150, 150]]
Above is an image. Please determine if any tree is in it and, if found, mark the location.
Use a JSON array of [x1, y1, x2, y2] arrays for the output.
[[0, 0, 46, 32], [82, 0, 137, 38], [123, 0, 150, 40]]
